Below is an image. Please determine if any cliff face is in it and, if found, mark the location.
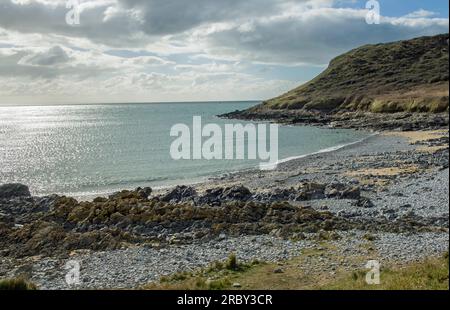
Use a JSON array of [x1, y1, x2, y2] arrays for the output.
[[260, 34, 449, 114]]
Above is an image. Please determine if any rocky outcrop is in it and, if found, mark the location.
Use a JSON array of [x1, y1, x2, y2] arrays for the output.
[[0, 180, 445, 258], [0, 184, 31, 199], [108, 187, 152, 201], [160, 185, 197, 203]]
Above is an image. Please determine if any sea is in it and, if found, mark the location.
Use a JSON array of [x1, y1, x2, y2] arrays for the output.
[[0, 102, 369, 199]]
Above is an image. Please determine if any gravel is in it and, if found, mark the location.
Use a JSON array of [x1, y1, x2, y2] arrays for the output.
[[373, 168, 449, 218], [24, 236, 316, 290], [6, 230, 444, 290]]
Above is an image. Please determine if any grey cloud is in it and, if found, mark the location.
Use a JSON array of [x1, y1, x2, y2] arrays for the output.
[[19, 46, 70, 66], [206, 11, 449, 65], [0, 0, 447, 66], [0, 0, 448, 94], [119, 0, 291, 35], [0, 0, 294, 45], [0, 47, 110, 79], [0, 1, 144, 46]]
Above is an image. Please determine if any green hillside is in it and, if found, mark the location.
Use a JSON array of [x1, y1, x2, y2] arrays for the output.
[[262, 34, 449, 114]]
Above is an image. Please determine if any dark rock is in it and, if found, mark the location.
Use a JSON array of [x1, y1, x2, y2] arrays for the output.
[[161, 186, 197, 203], [273, 268, 284, 274], [136, 187, 152, 199], [325, 183, 346, 198], [0, 212, 13, 224], [196, 185, 252, 206], [198, 188, 224, 206], [340, 186, 361, 199], [0, 184, 31, 199], [296, 182, 326, 200], [93, 197, 108, 203], [353, 197, 375, 208], [221, 185, 252, 201]]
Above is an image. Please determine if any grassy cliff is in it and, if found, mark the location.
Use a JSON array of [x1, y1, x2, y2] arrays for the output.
[[261, 34, 449, 114]]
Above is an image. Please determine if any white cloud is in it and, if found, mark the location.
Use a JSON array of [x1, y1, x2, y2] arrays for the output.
[[403, 9, 438, 19], [0, 0, 448, 103]]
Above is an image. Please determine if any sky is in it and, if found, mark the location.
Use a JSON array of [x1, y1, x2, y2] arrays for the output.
[[0, 0, 448, 105]]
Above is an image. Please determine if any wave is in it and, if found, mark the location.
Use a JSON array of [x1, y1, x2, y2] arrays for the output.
[[275, 132, 379, 166]]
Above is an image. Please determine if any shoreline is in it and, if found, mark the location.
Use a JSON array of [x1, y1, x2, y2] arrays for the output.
[[67, 130, 379, 201], [274, 131, 379, 167], [0, 127, 448, 289], [40, 128, 375, 202]]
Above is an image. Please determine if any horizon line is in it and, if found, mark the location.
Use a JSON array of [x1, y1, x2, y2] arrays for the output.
[[0, 100, 263, 108]]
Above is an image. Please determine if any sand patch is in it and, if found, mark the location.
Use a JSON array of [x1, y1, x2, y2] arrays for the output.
[[346, 165, 419, 177], [416, 145, 449, 153], [382, 130, 448, 144]]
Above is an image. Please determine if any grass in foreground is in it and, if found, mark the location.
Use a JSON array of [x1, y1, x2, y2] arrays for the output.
[[143, 251, 449, 290], [143, 253, 260, 290], [0, 278, 37, 290], [322, 253, 449, 290]]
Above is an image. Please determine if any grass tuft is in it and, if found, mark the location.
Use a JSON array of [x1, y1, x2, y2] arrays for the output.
[[0, 278, 37, 290]]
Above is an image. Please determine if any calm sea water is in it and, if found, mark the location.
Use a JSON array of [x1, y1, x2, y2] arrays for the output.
[[0, 102, 369, 198]]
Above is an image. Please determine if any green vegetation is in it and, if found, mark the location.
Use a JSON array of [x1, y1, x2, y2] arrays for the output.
[[0, 278, 37, 290], [143, 250, 449, 290], [225, 253, 239, 271], [143, 253, 261, 290], [322, 252, 449, 290], [260, 34, 449, 113]]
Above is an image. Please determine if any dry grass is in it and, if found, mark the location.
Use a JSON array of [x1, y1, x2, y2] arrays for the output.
[[346, 165, 419, 177], [321, 253, 449, 290], [369, 83, 449, 113], [0, 278, 37, 290], [416, 145, 449, 153], [142, 248, 449, 290], [143, 245, 363, 290], [382, 130, 448, 144]]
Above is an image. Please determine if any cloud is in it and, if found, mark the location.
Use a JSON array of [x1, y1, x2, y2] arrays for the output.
[[203, 7, 449, 65], [126, 56, 175, 66], [119, 0, 308, 36], [0, 0, 448, 103], [18, 46, 70, 66], [403, 9, 438, 19]]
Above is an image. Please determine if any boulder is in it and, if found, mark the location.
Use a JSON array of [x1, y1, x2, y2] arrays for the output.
[[325, 183, 346, 198], [198, 188, 224, 206], [0, 184, 31, 199], [353, 197, 374, 208], [325, 183, 361, 199], [0, 212, 13, 224], [108, 187, 152, 201], [221, 185, 252, 201], [196, 185, 252, 206], [135, 187, 152, 199], [341, 186, 361, 199], [161, 186, 197, 202], [296, 182, 325, 200]]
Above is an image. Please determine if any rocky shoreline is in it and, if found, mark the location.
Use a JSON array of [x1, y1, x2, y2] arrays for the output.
[[220, 109, 449, 131], [0, 128, 448, 289]]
